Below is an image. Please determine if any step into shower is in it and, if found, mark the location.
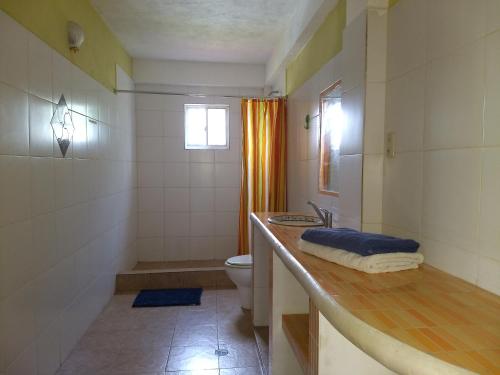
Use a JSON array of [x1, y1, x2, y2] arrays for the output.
[[115, 260, 235, 294]]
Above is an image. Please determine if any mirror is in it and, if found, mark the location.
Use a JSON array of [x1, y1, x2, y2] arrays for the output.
[[319, 81, 343, 196]]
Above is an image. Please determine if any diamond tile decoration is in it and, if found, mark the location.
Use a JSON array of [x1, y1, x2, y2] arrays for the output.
[[50, 94, 74, 157]]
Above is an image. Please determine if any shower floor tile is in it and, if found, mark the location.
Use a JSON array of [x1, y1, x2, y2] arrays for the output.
[[57, 289, 263, 375]]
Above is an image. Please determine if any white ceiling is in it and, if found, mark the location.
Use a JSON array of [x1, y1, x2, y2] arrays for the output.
[[91, 0, 302, 64]]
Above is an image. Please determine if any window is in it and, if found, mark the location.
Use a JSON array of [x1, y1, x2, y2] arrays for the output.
[[184, 104, 229, 149]]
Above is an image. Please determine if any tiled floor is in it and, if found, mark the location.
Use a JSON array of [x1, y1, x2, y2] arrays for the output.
[[57, 289, 262, 375]]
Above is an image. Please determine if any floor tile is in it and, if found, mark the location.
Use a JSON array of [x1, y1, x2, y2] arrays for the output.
[[166, 346, 219, 371], [218, 342, 260, 369], [58, 347, 120, 375], [120, 327, 175, 349], [112, 346, 171, 373], [220, 367, 262, 375], [172, 324, 218, 346], [166, 370, 219, 375]]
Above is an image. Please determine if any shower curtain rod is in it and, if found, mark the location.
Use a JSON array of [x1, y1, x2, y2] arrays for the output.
[[114, 89, 286, 99]]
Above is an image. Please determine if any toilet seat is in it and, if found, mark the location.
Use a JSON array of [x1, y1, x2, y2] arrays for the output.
[[225, 254, 252, 268]]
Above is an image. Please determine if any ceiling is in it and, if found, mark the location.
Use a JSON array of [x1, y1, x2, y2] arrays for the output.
[[91, 0, 302, 64]]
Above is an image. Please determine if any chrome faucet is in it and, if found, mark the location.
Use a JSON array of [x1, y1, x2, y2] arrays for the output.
[[307, 201, 334, 228]]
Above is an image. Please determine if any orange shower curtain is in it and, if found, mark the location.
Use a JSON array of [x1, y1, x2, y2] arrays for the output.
[[238, 98, 287, 255]]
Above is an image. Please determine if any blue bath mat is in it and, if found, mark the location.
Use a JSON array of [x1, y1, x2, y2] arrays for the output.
[[132, 288, 203, 308]]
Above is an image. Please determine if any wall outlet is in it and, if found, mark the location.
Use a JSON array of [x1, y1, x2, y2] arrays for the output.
[[386, 132, 396, 158]]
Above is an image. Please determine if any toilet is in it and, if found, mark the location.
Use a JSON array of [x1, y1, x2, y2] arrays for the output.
[[225, 254, 253, 309]]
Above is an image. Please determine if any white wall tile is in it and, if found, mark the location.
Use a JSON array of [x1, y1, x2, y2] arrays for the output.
[[189, 236, 215, 260], [190, 163, 215, 187], [165, 137, 189, 162], [215, 212, 239, 236], [362, 154, 383, 224], [363, 82, 385, 154], [138, 212, 164, 238], [421, 237, 479, 285], [164, 237, 189, 261], [385, 66, 425, 152], [164, 188, 189, 212], [5, 342, 37, 375], [476, 256, 500, 295], [30, 157, 55, 216], [137, 137, 163, 162], [383, 152, 422, 234], [190, 188, 215, 212], [215, 163, 240, 187], [422, 149, 481, 251], [0, 285, 36, 368], [138, 187, 164, 212], [137, 237, 164, 261], [35, 321, 60, 375], [164, 212, 189, 236], [138, 162, 164, 187], [164, 162, 189, 188], [336, 154, 362, 229], [215, 187, 240, 212], [54, 158, 74, 209], [486, 0, 500, 33], [424, 40, 485, 149], [215, 236, 237, 259], [215, 139, 241, 163], [479, 148, 500, 261], [163, 111, 184, 138], [0, 156, 31, 226], [27, 35, 52, 101], [0, 83, 29, 156], [340, 85, 365, 156], [136, 110, 163, 137], [426, 0, 486, 61], [387, 0, 426, 79], [190, 212, 215, 236], [483, 30, 500, 146], [0, 12, 29, 91]]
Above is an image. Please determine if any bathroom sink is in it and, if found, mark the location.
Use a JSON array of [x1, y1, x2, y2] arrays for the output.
[[267, 214, 323, 227]]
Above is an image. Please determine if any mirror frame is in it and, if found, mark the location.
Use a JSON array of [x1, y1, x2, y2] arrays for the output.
[[318, 80, 342, 197]]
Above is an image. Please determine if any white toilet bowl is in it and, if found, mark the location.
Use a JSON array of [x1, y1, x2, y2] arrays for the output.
[[225, 254, 253, 309]]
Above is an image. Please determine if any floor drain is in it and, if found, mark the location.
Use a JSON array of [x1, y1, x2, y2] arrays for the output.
[[215, 349, 229, 356]]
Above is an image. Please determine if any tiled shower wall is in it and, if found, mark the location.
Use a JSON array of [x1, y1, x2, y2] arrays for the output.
[[0, 11, 137, 374], [383, 0, 500, 294], [135, 85, 263, 261], [287, 11, 367, 230]]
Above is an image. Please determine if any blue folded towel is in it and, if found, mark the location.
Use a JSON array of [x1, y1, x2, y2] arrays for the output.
[[301, 228, 420, 256]]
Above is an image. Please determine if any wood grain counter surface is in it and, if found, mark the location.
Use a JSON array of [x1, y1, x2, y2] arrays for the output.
[[251, 212, 500, 375]]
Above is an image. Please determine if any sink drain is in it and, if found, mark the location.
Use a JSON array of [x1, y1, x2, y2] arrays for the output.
[[215, 349, 229, 356]]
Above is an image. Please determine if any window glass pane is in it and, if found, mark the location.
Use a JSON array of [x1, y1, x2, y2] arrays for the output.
[[185, 106, 207, 147], [207, 108, 227, 146]]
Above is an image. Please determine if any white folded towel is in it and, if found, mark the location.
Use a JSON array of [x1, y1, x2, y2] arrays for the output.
[[298, 239, 424, 273]]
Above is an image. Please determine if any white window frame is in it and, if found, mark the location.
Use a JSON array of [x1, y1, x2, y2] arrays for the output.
[[184, 104, 230, 150]]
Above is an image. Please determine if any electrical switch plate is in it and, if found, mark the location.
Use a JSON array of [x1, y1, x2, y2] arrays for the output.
[[386, 132, 396, 158]]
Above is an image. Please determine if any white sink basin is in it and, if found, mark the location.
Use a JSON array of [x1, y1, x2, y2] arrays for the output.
[[267, 214, 323, 227]]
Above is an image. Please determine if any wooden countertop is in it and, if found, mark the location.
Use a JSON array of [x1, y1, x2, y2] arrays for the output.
[[251, 212, 500, 375]]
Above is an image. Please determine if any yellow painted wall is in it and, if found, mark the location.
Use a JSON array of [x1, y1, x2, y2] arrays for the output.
[[285, 0, 346, 95], [389, 0, 401, 8], [0, 0, 132, 91]]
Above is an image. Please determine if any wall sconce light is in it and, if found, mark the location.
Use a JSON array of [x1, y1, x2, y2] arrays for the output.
[[67, 21, 85, 53], [51, 95, 74, 157]]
